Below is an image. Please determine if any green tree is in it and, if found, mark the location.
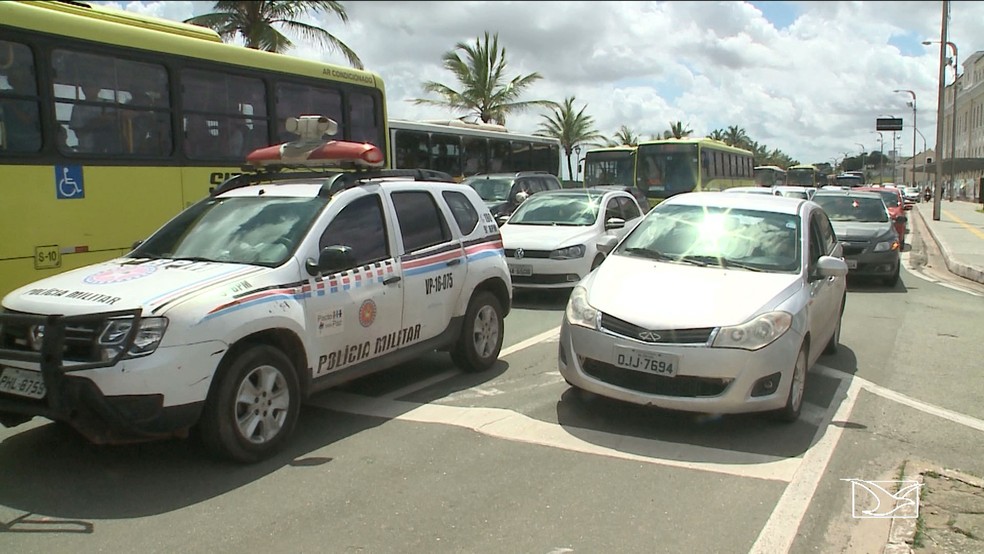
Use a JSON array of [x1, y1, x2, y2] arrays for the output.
[[413, 32, 554, 126], [183, 1, 363, 68], [708, 128, 728, 142], [724, 125, 749, 149], [536, 96, 604, 181], [661, 121, 693, 139], [602, 125, 640, 147]]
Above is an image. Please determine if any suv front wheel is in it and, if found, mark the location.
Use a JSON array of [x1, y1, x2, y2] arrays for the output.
[[451, 291, 504, 372]]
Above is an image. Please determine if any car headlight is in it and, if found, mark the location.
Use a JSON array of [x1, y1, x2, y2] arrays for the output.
[[550, 244, 586, 260], [565, 285, 598, 329], [712, 311, 792, 351], [99, 317, 168, 360], [873, 237, 899, 252]]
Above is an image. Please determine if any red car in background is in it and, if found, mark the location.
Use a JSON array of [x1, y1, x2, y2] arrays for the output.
[[857, 186, 910, 246]]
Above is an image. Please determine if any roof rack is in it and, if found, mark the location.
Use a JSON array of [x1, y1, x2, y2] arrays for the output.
[[212, 168, 457, 198]]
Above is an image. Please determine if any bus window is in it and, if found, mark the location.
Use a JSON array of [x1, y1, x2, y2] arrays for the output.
[[430, 132, 461, 176], [461, 136, 487, 176], [275, 82, 342, 142], [348, 91, 382, 146], [489, 139, 510, 172], [393, 128, 429, 170], [183, 69, 265, 160], [508, 141, 532, 172], [0, 40, 41, 153]]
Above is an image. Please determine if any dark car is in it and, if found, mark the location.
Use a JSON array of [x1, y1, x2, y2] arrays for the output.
[[462, 172, 563, 224], [812, 190, 903, 286], [588, 184, 651, 213]]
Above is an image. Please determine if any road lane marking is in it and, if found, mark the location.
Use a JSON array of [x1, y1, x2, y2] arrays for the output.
[[500, 327, 561, 357], [749, 375, 863, 554], [308, 391, 802, 482], [815, 364, 984, 433], [943, 209, 984, 240], [902, 253, 983, 296], [379, 369, 461, 400]]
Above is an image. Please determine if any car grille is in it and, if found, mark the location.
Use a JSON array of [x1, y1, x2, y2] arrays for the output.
[[512, 274, 576, 285], [504, 249, 551, 259], [600, 313, 714, 344], [582, 359, 729, 397], [840, 242, 868, 256], [1, 310, 105, 363]]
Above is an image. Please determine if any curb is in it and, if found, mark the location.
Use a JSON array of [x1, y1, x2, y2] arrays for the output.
[[914, 205, 984, 285]]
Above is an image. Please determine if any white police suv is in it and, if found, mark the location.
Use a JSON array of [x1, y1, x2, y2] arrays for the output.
[[0, 116, 512, 462]]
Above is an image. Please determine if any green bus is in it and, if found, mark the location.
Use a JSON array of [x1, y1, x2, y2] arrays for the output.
[[635, 137, 755, 205], [787, 164, 820, 187], [582, 145, 636, 187]]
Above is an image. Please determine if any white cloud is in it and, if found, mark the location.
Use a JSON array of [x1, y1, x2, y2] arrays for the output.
[[98, 0, 982, 166]]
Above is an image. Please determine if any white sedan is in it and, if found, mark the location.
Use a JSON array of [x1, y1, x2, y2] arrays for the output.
[[500, 188, 644, 289], [559, 192, 849, 421]]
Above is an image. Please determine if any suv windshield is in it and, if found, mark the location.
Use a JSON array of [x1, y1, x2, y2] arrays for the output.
[[132, 196, 327, 266], [464, 177, 514, 202], [813, 195, 889, 222]]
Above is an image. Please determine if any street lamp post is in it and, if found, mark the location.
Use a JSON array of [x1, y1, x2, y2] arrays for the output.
[[855, 143, 866, 181], [573, 144, 581, 182], [872, 131, 884, 183], [893, 90, 917, 187], [924, 22, 955, 217]]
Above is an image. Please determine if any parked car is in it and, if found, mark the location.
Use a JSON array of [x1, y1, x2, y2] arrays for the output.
[[0, 118, 513, 463], [812, 189, 903, 286], [589, 184, 652, 213], [901, 186, 921, 205], [461, 171, 563, 225], [500, 188, 644, 289], [559, 192, 848, 422], [856, 186, 909, 247]]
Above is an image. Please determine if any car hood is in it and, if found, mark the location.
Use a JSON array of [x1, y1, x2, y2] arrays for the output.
[[2, 258, 268, 316], [584, 254, 800, 329], [500, 224, 601, 250], [830, 221, 895, 240]]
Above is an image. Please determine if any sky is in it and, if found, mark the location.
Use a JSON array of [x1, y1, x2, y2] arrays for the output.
[[100, 1, 982, 177]]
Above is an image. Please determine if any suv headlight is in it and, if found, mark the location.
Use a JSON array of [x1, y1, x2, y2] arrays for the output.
[[873, 236, 899, 252], [99, 317, 168, 360], [565, 285, 598, 329], [712, 311, 792, 351], [551, 244, 586, 260]]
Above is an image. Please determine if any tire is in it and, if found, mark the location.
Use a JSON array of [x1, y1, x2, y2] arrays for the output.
[[774, 344, 808, 423], [200, 345, 301, 463], [823, 294, 845, 355], [451, 291, 504, 373], [883, 262, 900, 287]]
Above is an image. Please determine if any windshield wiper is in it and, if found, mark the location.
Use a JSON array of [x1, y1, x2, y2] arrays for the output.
[[623, 247, 674, 261], [170, 256, 221, 263], [679, 254, 764, 272], [719, 258, 764, 272]]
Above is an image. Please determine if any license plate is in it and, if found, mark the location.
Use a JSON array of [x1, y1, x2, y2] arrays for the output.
[[846, 259, 858, 269], [508, 264, 533, 277], [0, 367, 47, 399], [613, 346, 679, 377]]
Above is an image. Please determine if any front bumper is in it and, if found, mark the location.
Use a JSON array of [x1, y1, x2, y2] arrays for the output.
[[843, 249, 899, 277], [506, 255, 590, 289], [0, 310, 217, 443], [558, 318, 803, 414]]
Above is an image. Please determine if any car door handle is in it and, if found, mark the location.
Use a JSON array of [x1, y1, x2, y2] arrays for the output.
[[446, 258, 461, 266], [383, 276, 401, 285]]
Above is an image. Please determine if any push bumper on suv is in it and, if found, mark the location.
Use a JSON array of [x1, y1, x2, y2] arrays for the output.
[[0, 310, 205, 443]]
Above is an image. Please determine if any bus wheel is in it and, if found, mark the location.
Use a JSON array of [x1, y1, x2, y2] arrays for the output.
[[200, 345, 300, 463]]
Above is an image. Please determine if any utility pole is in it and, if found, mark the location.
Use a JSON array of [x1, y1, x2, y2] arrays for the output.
[[932, 0, 948, 220]]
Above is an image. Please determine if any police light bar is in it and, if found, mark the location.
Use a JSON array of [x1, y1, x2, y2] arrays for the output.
[[245, 115, 385, 168]]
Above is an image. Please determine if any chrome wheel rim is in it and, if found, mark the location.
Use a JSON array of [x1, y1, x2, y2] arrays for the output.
[[472, 304, 499, 359], [234, 365, 290, 444]]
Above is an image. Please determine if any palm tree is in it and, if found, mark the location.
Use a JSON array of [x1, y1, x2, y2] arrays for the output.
[[184, 1, 363, 68], [662, 121, 693, 140], [724, 125, 749, 149], [536, 96, 604, 181], [602, 125, 640, 147], [413, 32, 555, 126], [708, 128, 727, 142]]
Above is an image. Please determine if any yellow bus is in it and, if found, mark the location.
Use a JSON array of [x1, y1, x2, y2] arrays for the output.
[[753, 165, 787, 187], [583, 145, 636, 187], [388, 119, 561, 180], [634, 137, 754, 204], [0, 0, 388, 296], [786, 164, 820, 187]]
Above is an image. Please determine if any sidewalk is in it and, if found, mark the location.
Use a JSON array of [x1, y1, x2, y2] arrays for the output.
[[912, 199, 984, 284]]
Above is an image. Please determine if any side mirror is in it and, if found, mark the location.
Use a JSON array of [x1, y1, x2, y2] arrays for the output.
[[597, 235, 619, 255], [903, 204, 913, 211], [496, 214, 510, 227], [896, 215, 908, 223], [306, 245, 355, 276], [514, 191, 530, 204], [814, 255, 849, 279], [604, 217, 625, 231]]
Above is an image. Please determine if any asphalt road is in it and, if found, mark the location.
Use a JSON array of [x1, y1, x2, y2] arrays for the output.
[[0, 224, 981, 554]]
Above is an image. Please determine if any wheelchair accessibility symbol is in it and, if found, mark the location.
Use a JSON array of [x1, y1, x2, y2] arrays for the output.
[[55, 165, 84, 199]]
